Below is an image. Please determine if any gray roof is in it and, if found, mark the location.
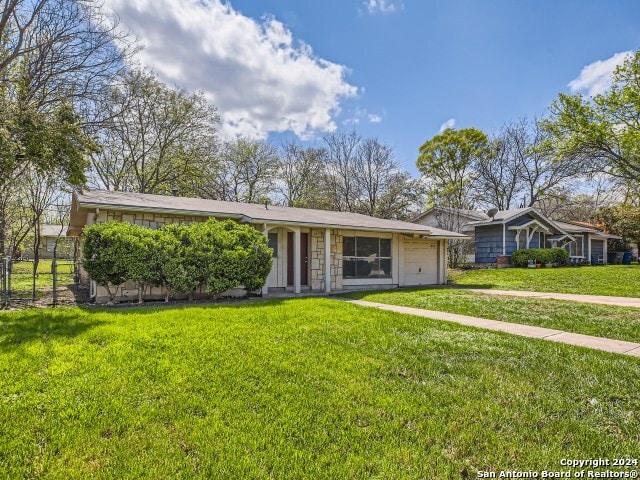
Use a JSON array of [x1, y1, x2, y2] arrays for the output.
[[413, 207, 489, 222], [554, 220, 622, 239], [71, 190, 467, 238], [40, 225, 68, 237], [553, 221, 599, 234], [466, 207, 555, 227]]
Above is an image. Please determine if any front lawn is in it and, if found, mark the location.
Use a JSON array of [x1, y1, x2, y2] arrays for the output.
[[343, 288, 640, 343], [1, 299, 639, 478], [450, 265, 640, 297]]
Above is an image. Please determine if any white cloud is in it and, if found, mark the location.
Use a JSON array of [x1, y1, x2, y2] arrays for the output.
[[568, 51, 632, 97], [342, 107, 384, 125], [439, 118, 455, 132], [103, 0, 358, 139], [363, 0, 403, 14]]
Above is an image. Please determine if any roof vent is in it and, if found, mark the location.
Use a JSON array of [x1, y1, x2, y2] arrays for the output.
[[171, 187, 179, 197], [487, 207, 499, 220]]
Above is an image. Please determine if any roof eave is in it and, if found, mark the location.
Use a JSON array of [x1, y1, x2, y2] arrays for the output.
[[75, 200, 443, 236]]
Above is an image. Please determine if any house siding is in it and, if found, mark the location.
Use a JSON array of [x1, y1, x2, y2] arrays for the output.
[[475, 224, 505, 263]]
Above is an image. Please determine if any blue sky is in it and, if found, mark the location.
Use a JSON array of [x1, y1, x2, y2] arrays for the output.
[[104, 0, 640, 175]]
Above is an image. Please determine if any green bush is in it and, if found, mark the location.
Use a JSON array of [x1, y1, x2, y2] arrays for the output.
[[82, 222, 137, 304], [82, 219, 272, 303], [511, 248, 569, 267]]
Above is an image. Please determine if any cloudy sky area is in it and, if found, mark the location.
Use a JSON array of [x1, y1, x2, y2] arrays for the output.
[[103, 0, 640, 173]]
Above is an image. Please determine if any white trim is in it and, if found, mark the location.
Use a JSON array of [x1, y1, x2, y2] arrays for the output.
[[261, 225, 272, 295], [342, 278, 394, 286]]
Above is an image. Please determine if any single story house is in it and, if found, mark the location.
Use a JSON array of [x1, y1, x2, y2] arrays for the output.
[[22, 225, 75, 260], [412, 207, 490, 263], [462, 207, 620, 264], [68, 190, 466, 303]]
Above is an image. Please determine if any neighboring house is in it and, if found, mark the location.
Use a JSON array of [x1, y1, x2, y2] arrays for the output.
[[465, 207, 620, 265], [23, 225, 75, 260], [412, 207, 489, 263], [68, 190, 466, 303]]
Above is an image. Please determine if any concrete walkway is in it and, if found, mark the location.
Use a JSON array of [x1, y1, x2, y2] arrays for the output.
[[468, 289, 640, 308], [343, 298, 640, 357]]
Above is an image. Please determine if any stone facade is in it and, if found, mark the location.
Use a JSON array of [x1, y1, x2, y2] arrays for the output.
[[309, 228, 343, 291], [95, 210, 207, 228]]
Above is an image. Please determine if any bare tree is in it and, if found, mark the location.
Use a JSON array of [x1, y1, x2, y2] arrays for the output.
[[475, 129, 525, 210], [1, 0, 135, 107], [323, 131, 362, 212], [201, 139, 279, 203], [277, 142, 328, 208], [89, 69, 220, 194], [352, 137, 421, 219], [508, 118, 588, 208]]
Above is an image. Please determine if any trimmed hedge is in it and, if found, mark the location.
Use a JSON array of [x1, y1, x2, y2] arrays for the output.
[[511, 248, 569, 267], [82, 219, 272, 304]]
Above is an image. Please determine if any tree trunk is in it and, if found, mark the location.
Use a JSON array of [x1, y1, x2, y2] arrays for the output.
[[104, 283, 115, 305], [137, 282, 144, 304]]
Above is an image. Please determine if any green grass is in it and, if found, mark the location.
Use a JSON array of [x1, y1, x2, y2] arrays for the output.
[[5, 260, 75, 300], [343, 288, 640, 343], [1, 298, 639, 478], [450, 265, 640, 297]]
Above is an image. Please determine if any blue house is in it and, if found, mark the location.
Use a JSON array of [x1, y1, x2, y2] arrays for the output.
[[462, 207, 619, 265]]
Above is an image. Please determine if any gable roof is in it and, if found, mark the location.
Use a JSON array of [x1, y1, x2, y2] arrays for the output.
[[554, 220, 622, 239], [412, 206, 489, 223], [466, 207, 562, 232], [70, 190, 468, 238]]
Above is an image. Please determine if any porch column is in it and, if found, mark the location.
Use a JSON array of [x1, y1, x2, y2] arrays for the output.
[[603, 238, 608, 264], [502, 224, 506, 255], [262, 225, 270, 296], [293, 228, 301, 294], [324, 228, 331, 293]]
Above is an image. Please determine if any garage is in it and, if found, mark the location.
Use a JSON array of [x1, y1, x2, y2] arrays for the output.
[[404, 239, 438, 285]]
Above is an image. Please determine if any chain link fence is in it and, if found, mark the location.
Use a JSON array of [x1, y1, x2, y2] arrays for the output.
[[0, 258, 88, 309]]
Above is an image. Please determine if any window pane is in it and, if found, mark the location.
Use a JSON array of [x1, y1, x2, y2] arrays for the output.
[[356, 237, 379, 257], [356, 259, 372, 278], [380, 238, 391, 257], [379, 259, 392, 278], [268, 233, 278, 257], [343, 258, 357, 278], [343, 237, 356, 257]]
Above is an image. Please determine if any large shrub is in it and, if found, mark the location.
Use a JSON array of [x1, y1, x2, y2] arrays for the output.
[[189, 219, 272, 296], [511, 248, 568, 267], [82, 222, 136, 304], [82, 218, 272, 303]]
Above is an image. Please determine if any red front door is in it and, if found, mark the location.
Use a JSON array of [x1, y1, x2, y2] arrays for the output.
[[287, 232, 308, 286]]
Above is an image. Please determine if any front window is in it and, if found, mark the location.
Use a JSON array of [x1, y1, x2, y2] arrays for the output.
[[268, 232, 278, 257], [343, 237, 392, 279], [569, 236, 584, 257]]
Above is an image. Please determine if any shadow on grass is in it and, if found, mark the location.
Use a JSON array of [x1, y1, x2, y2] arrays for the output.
[[338, 285, 496, 300], [0, 309, 105, 352], [80, 296, 303, 316]]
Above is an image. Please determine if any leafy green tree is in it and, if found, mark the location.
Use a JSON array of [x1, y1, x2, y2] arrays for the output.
[[545, 50, 640, 182], [417, 127, 488, 209], [594, 204, 640, 251], [417, 127, 488, 266]]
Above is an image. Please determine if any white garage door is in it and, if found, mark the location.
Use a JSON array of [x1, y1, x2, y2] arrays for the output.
[[404, 240, 438, 286]]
